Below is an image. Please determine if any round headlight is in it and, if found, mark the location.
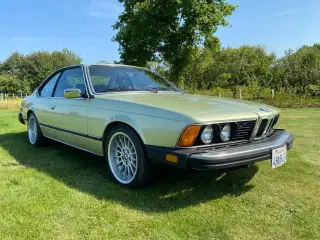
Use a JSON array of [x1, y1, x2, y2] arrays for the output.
[[201, 125, 213, 144], [220, 124, 231, 141]]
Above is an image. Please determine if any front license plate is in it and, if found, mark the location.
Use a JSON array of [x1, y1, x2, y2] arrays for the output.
[[271, 145, 287, 168]]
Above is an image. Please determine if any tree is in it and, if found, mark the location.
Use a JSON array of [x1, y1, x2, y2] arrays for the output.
[[113, 0, 237, 83], [0, 49, 81, 92], [0, 75, 20, 93], [0, 52, 24, 74], [212, 46, 275, 96], [280, 44, 320, 94]]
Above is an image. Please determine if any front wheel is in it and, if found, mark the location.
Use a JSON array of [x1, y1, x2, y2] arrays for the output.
[[27, 113, 46, 147], [104, 125, 150, 188]]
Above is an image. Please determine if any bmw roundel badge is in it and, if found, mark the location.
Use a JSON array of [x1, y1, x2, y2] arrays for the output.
[[259, 106, 272, 112]]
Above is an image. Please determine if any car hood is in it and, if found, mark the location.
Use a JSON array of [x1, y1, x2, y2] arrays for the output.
[[98, 92, 280, 123]]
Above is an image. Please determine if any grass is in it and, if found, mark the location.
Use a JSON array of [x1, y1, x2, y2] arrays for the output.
[[0, 109, 319, 239], [0, 98, 21, 110]]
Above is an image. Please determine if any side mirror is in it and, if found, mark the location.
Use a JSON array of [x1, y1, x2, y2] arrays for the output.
[[64, 89, 82, 99]]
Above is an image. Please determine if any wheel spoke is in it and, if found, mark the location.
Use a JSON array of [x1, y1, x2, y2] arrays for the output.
[[130, 150, 136, 156], [123, 136, 127, 148], [116, 161, 122, 167], [129, 164, 135, 175], [130, 161, 137, 168], [127, 166, 131, 179], [119, 164, 125, 172], [115, 141, 122, 149], [108, 132, 138, 184], [123, 166, 127, 178], [112, 148, 123, 155], [123, 137, 129, 148], [118, 136, 125, 149]]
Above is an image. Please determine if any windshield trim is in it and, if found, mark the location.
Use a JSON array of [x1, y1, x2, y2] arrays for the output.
[[86, 65, 182, 95]]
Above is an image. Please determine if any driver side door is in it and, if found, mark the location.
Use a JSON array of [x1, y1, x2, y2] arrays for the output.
[[44, 66, 89, 149]]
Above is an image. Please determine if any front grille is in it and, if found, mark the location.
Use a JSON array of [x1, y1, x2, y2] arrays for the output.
[[256, 119, 268, 138], [255, 114, 280, 139], [231, 120, 256, 141], [272, 114, 279, 127], [193, 120, 256, 146]]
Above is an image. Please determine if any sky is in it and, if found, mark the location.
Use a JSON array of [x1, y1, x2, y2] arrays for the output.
[[1, 0, 320, 63]]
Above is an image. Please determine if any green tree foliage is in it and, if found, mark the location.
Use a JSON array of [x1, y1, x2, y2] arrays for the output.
[[213, 46, 276, 96], [179, 46, 275, 95], [113, 0, 237, 82], [0, 49, 81, 92], [0, 75, 20, 93], [279, 44, 320, 94]]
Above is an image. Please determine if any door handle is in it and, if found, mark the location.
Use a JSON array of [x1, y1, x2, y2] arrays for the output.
[[49, 105, 56, 110]]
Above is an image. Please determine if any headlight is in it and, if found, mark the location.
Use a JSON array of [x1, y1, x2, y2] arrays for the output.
[[201, 125, 213, 144], [220, 124, 231, 141]]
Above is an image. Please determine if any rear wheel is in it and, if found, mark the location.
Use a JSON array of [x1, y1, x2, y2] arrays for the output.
[[104, 124, 150, 188], [27, 113, 46, 147]]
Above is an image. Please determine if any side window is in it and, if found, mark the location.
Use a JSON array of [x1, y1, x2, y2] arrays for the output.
[[39, 72, 61, 97], [53, 68, 85, 97]]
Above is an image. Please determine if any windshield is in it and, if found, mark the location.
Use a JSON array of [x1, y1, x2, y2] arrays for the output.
[[88, 65, 180, 93]]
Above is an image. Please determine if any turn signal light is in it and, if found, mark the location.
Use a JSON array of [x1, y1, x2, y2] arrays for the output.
[[166, 154, 178, 163], [177, 125, 201, 147]]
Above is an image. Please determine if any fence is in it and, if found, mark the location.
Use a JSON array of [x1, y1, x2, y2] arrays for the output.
[[0, 92, 29, 101]]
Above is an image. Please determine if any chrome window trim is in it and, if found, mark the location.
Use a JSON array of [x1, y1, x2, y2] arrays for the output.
[[80, 64, 90, 98], [37, 71, 63, 98], [86, 65, 181, 95], [86, 65, 105, 95], [37, 65, 89, 100], [37, 65, 82, 93]]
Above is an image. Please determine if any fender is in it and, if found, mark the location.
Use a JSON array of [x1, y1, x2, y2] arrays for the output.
[[104, 114, 146, 144], [23, 104, 37, 120]]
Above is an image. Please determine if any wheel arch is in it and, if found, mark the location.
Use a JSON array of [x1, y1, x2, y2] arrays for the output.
[[102, 117, 147, 155], [27, 108, 36, 119]]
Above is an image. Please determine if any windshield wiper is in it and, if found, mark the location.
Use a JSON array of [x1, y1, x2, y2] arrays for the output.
[[101, 88, 137, 92], [144, 87, 172, 93], [145, 87, 158, 93]]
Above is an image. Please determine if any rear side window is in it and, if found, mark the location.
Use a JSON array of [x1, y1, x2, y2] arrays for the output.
[[53, 68, 85, 97], [39, 72, 61, 97]]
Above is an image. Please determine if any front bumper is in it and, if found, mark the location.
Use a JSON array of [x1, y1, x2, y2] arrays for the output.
[[146, 130, 294, 170]]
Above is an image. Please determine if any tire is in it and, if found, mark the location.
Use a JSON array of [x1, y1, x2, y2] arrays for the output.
[[104, 124, 150, 188], [27, 113, 46, 147]]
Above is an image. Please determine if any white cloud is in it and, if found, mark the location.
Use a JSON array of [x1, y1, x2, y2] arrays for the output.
[[12, 37, 33, 41], [274, 8, 301, 16], [86, 1, 123, 19]]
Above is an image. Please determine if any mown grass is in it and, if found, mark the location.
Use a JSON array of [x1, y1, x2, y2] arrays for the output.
[[0, 109, 319, 239]]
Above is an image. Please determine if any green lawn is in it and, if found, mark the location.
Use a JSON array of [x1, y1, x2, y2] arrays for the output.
[[0, 109, 319, 240]]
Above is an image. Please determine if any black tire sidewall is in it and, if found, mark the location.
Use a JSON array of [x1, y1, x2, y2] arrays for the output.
[[104, 124, 150, 188]]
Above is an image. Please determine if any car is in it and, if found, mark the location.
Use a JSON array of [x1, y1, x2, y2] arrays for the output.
[[18, 64, 294, 188]]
